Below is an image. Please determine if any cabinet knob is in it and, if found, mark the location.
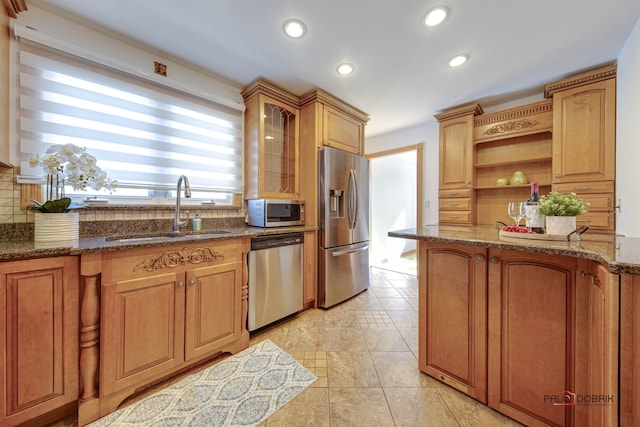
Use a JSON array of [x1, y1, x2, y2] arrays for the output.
[[189, 279, 196, 286], [465, 180, 471, 185], [490, 256, 500, 264], [554, 173, 561, 178], [178, 281, 185, 288], [476, 254, 485, 261]]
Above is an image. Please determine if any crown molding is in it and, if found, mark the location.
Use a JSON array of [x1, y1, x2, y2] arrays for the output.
[[544, 64, 617, 98], [3, 0, 27, 18], [434, 102, 484, 122], [299, 89, 369, 123], [240, 79, 300, 109]]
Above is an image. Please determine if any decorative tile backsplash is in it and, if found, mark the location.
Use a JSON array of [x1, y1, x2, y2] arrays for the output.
[[0, 167, 246, 241]]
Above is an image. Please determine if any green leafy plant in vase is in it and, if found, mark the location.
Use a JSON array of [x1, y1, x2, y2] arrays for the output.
[[28, 143, 117, 246], [538, 192, 589, 235]]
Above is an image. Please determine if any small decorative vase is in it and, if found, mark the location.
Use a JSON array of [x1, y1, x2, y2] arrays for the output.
[[34, 212, 80, 248], [545, 216, 576, 236], [496, 178, 508, 186], [510, 171, 527, 185]]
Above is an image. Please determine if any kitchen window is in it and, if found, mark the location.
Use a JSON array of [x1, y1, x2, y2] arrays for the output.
[[16, 40, 243, 205]]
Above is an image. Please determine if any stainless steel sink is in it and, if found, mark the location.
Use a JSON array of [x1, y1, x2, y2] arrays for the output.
[[105, 230, 231, 242]]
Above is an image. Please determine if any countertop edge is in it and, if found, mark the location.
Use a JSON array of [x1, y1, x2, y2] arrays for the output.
[[388, 227, 640, 275], [0, 226, 318, 261]]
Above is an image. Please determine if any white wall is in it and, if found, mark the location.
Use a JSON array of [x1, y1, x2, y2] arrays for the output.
[[366, 14, 640, 238], [370, 151, 417, 266], [365, 121, 440, 226], [616, 15, 640, 237]]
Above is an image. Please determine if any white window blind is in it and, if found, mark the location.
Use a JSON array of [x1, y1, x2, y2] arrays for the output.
[[18, 42, 243, 196]]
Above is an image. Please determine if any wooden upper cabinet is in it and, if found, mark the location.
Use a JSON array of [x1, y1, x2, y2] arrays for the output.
[[547, 65, 616, 184], [435, 103, 482, 225], [323, 105, 365, 154], [242, 80, 300, 199], [299, 89, 369, 156], [435, 103, 482, 190], [439, 115, 475, 189], [1, 257, 79, 427]]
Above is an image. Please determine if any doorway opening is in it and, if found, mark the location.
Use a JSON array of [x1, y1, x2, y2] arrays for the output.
[[367, 144, 423, 276]]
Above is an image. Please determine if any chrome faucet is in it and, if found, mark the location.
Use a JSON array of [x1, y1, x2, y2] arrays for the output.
[[173, 175, 192, 233]]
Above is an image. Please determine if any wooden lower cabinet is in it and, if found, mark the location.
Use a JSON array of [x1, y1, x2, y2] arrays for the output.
[[79, 239, 250, 424], [621, 273, 640, 426], [418, 241, 487, 402], [419, 243, 619, 427], [1, 257, 79, 427], [488, 249, 618, 427]]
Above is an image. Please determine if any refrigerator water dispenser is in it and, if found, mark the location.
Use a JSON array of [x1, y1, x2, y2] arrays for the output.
[[329, 189, 344, 217]]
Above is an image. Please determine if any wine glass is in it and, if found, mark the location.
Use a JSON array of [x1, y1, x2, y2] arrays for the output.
[[523, 203, 536, 230], [508, 202, 526, 226]]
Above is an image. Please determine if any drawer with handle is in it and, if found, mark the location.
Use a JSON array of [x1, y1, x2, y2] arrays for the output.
[[439, 197, 472, 211], [579, 193, 614, 211], [553, 181, 614, 194], [439, 188, 472, 198], [439, 210, 472, 224], [575, 211, 614, 229]]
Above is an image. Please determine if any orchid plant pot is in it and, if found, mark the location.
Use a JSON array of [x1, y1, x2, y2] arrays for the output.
[[34, 211, 79, 248]]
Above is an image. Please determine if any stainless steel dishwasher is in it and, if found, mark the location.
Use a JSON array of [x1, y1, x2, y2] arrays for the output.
[[248, 232, 304, 331]]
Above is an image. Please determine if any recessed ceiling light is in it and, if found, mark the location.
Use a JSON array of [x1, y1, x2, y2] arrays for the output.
[[423, 6, 449, 27], [283, 19, 307, 38], [336, 63, 354, 75], [448, 54, 469, 67]]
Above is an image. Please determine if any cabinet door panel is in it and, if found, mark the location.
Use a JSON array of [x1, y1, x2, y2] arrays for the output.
[[101, 272, 184, 396], [574, 261, 618, 427], [185, 262, 242, 360], [489, 251, 578, 427], [419, 242, 487, 402], [552, 79, 615, 183], [2, 257, 78, 425], [323, 106, 363, 154], [439, 116, 474, 189]]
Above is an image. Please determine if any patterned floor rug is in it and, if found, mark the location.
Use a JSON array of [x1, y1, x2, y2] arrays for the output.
[[89, 339, 317, 426]]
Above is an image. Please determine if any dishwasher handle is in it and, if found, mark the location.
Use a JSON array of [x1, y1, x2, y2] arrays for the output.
[[331, 244, 369, 257]]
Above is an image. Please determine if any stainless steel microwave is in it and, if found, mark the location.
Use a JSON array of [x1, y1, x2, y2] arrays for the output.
[[246, 199, 305, 227]]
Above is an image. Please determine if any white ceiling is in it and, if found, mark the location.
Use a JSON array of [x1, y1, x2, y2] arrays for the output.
[[26, 0, 640, 137]]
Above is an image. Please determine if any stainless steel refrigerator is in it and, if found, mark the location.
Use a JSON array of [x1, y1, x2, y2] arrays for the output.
[[318, 147, 369, 308]]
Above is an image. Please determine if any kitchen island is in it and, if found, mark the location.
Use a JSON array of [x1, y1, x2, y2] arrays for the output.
[[389, 225, 640, 427]]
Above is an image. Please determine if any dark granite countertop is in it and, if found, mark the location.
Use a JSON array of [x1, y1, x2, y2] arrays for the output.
[[389, 225, 640, 275], [0, 226, 316, 261]]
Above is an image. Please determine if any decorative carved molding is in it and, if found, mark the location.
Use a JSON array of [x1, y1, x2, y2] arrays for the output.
[[483, 119, 541, 136], [434, 103, 484, 122], [3, 0, 27, 18], [544, 64, 617, 98], [474, 99, 552, 127], [134, 247, 224, 272]]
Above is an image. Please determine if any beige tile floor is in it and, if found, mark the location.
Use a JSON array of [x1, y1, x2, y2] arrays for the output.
[[251, 267, 523, 427], [49, 267, 522, 427]]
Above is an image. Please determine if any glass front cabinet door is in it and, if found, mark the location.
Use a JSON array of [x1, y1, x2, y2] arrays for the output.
[[261, 99, 298, 196], [243, 81, 300, 200]]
